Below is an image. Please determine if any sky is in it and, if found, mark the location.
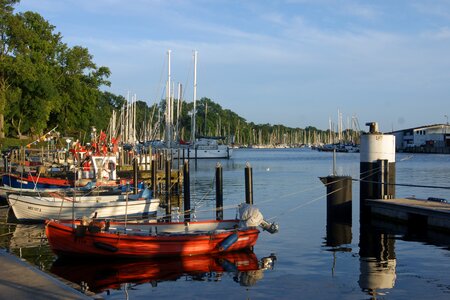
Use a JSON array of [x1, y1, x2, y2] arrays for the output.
[[15, 0, 450, 132]]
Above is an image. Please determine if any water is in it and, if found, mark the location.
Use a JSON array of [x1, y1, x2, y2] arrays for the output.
[[1, 148, 449, 299]]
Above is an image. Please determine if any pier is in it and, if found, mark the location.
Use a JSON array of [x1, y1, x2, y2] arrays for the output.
[[365, 198, 450, 232], [0, 250, 90, 299]]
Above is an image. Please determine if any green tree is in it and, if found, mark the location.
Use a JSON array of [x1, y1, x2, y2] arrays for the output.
[[0, 0, 20, 138], [4, 10, 61, 137]]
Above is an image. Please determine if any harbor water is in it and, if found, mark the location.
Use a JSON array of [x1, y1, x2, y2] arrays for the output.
[[0, 148, 449, 299]]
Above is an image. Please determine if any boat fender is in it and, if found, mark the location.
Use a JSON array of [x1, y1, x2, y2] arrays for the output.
[[218, 233, 239, 252], [75, 225, 87, 237], [219, 258, 238, 273], [93, 241, 118, 252]]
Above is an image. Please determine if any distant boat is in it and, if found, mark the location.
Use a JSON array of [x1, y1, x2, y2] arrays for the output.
[[171, 137, 232, 159], [317, 143, 359, 153], [160, 50, 232, 159], [7, 188, 159, 222]]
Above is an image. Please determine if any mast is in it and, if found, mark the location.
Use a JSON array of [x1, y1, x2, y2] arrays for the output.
[[191, 50, 197, 143], [166, 49, 172, 147], [204, 101, 208, 135], [176, 83, 182, 141]]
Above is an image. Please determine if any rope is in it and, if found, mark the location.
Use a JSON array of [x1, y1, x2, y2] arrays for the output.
[[353, 178, 450, 190], [266, 186, 345, 221]]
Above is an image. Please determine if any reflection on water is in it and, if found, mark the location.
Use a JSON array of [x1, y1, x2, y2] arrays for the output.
[[325, 221, 352, 251], [1, 149, 449, 299], [359, 222, 397, 298], [10, 224, 46, 250], [50, 251, 276, 294]]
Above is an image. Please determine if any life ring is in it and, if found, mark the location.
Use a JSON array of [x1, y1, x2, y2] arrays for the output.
[[103, 160, 116, 173]]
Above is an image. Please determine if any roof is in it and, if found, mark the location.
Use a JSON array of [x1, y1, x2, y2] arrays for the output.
[[387, 123, 450, 134]]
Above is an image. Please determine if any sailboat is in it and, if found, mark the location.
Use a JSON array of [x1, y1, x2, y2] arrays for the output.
[[164, 50, 232, 159]]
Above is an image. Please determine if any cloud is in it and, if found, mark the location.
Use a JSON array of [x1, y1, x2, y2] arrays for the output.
[[423, 27, 450, 40], [342, 3, 380, 20]]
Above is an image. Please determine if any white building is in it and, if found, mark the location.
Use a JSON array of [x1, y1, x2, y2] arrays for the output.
[[389, 124, 450, 150]]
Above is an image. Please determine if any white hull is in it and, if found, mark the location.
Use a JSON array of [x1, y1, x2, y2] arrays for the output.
[[171, 145, 232, 159], [7, 193, 160, 221]]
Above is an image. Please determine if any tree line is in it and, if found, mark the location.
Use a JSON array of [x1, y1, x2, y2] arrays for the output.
[[0, 1, 354, 147]]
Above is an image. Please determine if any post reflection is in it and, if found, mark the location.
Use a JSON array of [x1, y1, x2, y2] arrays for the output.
[[359, 223, 396, 298]]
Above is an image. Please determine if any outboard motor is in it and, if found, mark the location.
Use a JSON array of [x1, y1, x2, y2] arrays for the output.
[[238, 203, 279, 234], [259, 219, 279, 234]]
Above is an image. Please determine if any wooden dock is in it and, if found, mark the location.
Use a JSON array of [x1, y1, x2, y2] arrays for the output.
[[0, 250, 91, 299], [365, 198, 450, 232]]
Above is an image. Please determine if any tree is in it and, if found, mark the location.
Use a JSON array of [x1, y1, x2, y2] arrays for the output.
[[3, 10, 61, 137], [0, 0, 20, 138], [1, 1, 112, 138]]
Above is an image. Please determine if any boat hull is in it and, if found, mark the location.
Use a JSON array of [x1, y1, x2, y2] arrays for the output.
[[2, 173, 72, 189], [7, 194, 160, 221], [45, 220, 259, 258], [171, 146, 232, 159]]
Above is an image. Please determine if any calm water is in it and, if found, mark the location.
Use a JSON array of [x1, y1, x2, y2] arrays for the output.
[[1, 148, 449, 299]]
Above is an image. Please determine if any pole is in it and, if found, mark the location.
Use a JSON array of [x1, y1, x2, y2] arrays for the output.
[[151, 157, 157, 198], [165, 159, 171, 221], [183, 159, 191, 221], [216, 162, 223, 220], [245, 162, 253, 205], [133, 158, 138, 194]]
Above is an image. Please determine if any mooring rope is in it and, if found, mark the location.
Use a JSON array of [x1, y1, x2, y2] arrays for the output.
[[353, 178, 450, 190]]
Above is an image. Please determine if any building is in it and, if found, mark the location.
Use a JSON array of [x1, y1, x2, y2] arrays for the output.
[[388, 124, 450, 152]]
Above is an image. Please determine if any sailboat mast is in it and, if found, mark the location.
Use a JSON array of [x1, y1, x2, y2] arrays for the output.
[[191, 50, 197, 143], [176, 82, 182, 141], [166, 49, 172, 147]]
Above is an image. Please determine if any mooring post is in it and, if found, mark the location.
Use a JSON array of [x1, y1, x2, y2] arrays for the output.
[[360, 122, 396, 202], [319, 175, 352, 222], [165, 159, 171, 221], [216, 162, 223, 220], [194, 147, 198, 170], [151, 157, 157, 197], [319, 166, 352, 248], [245, 162, 253, 205], [378, 159, 390, 199], [183, 159, 191, 221], [133, 157, 138, 194]]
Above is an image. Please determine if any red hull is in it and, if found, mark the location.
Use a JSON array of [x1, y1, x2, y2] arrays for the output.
[[45, 220, 260, 258], [51, 251, 259, 292]]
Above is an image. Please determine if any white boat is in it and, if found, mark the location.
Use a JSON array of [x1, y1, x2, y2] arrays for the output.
[[171, 137, 232, 159], [6, 189, 160, 222], [160, 50, 232, 159]]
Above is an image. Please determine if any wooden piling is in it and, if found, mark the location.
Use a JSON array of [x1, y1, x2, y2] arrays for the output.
[[133, 158, 138, 194], [216, 162, 223, 220], [151, 158, 157, 197], [165, 159, 171, 221], [183, 159, 191, 222], [245, 162, 253, 205]]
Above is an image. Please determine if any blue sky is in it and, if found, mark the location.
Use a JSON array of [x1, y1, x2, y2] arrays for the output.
[[16, 0, 450, 132]]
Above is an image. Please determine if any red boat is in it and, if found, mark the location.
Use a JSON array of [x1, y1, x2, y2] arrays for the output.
[[45, 219, 260, 258], [50, 251, 275, 293], [2, 172, 73, 189]]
